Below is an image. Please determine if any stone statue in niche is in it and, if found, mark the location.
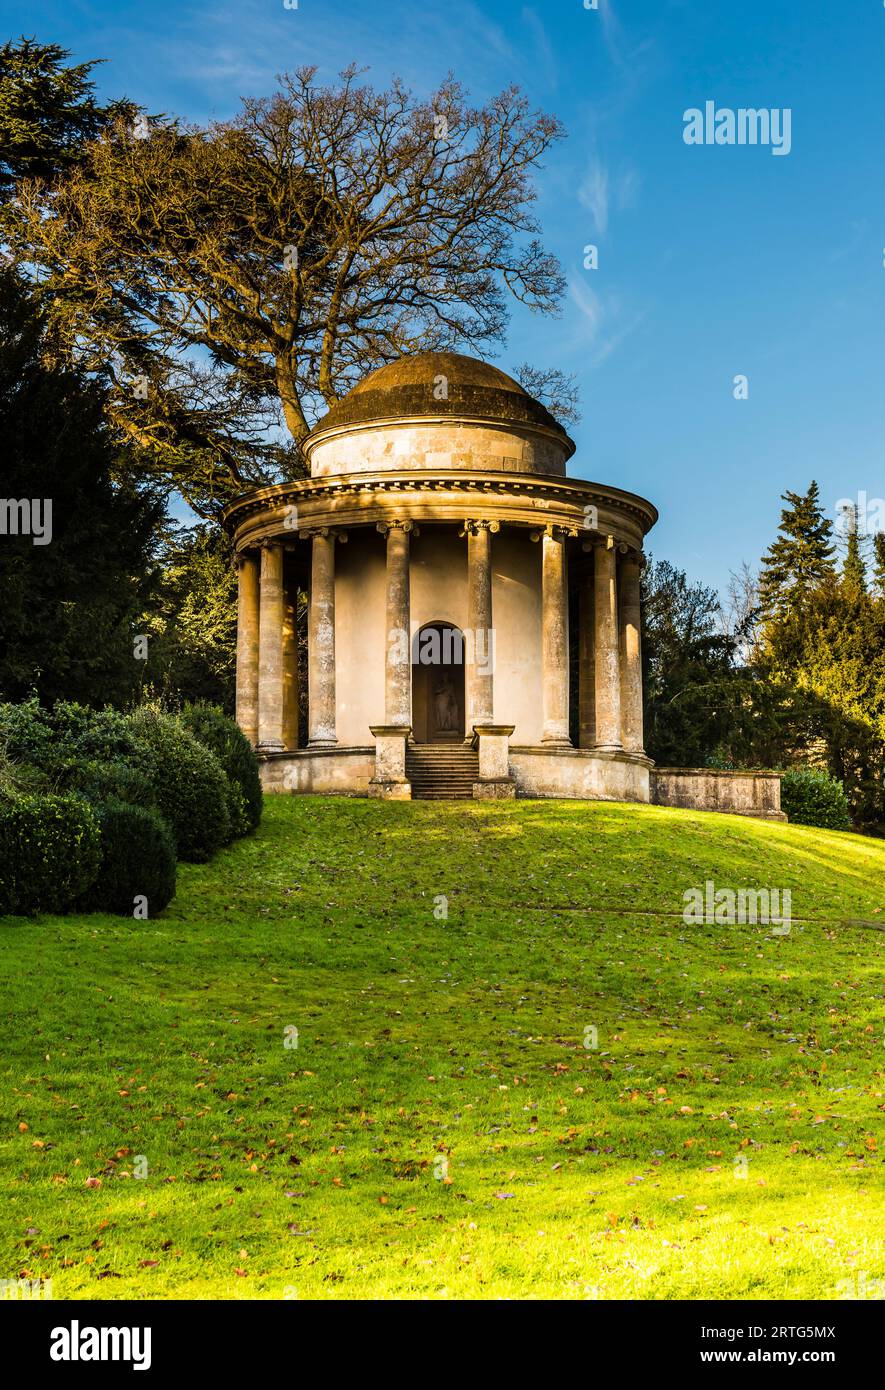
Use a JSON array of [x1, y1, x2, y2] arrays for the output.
[[433, 677, 459, 733]]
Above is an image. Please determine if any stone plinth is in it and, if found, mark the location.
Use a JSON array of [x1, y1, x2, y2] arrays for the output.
[[368, 725, 412, 799], [473, 723, 516, 798]]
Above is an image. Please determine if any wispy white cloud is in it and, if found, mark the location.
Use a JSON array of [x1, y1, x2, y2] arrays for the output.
[[565, 277, 644, 367], [578, 154, 640, 237], [578, 157, 610, 236], [570, 278, 604, 338]]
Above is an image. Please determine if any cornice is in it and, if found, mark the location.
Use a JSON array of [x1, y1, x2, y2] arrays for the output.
[[223, 469, 659, 539]]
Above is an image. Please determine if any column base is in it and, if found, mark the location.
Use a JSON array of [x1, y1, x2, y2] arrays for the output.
[[368, 780, 412, 801], [541, 735, 573, 748], [258, 739, 285, 754], [308, 736, 338, 749], [594, 742, 624, 754], [472, 779, 516, 800]]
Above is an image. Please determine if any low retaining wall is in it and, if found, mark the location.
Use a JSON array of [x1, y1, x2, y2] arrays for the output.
[[259, 749, 785, 819], [509, 747, 651, 803], [651, 768, 786, 820], [260, 747, 375, 795]]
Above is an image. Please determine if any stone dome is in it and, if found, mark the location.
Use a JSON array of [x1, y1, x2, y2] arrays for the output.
[[305, 350, 575, 479], [317, 351, 573, 443]]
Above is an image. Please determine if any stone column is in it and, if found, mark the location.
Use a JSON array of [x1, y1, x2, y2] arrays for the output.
[[382, 521, 412, 728], [257, 543, 285, 753], [594, 539, 622, 751], [578, 563, 595, 748], [619, 550, 645, 755], [465, 520, 497, 735], [540, 527, 571, 745], [235, 550, 260, 747], [281, 558, 299, 751], [369, 520, 414, 799], [308, 531, 337, 746]]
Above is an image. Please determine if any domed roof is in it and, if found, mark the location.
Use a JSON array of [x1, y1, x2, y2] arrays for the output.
[[313, 350, 574, 448]]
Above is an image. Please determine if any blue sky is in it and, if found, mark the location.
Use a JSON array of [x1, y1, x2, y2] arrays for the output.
[[7, 0, 885, 595]]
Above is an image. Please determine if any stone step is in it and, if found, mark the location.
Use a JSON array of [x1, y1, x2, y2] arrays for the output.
[[407, 741, 479, 800]]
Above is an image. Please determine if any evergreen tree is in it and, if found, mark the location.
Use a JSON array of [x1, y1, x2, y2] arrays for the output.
[[842, 531, 867, 596], [758, 482, 836, 620], [641, 558, 737, 765], [0, 38, 132, 202], [873, 533, 885, 597], [138, 524, 238, 710], [840, 507, 868, 597], [0, 268, 164, 705]]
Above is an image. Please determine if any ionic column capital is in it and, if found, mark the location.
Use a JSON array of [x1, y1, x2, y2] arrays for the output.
[[531, 523, 578, 542], [459, 519, 501, 537], [302, 527, 348, 543], [376, 519, 419, 536], [582, 533, 633, 554]]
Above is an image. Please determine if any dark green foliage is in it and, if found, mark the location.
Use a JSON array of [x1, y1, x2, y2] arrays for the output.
[[0, 268, 164, 708], [181, 701, 262, 834], [81, 798, 176, 915], [641, 558, 737, 766], [66, 759, 159, 811], [0, 38, 133, 201], [0, 792, 100, 914], [49, 702, 151, 763], [780, 768, 851, 831], [139, 525, 238, 710], [0, 699, 157, 784], [0, 698, 56, 771], [128, 707, 230, 861], [0, 737, 47, 797]]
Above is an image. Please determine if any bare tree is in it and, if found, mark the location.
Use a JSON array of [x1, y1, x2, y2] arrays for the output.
[[721, 561, 761, 665], [514, 363, 580, 427], [8, 67, 566, 514]]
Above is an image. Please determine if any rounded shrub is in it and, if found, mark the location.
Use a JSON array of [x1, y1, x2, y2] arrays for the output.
[[0, 699, 57, 773], [66, 758, 159, 811], [0, 736, 49, 798], [0, 793, 101, 915], [128, 708, 230, 862], [81, 799, 176, 916], [780, 767, 851, 831], [181, 702, 263, 835], [51, 702, 157, 772]]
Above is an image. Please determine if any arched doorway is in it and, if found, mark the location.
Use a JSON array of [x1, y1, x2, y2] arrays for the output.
[[411, 623, 465, 742]]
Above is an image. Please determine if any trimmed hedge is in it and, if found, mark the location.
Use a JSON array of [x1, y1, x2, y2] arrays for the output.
[[128, 708, 231, 862], [81, 799, 176, 916], [781, 767, 851, 831], [0, 701, 259, 915], [0, 699, 56, 772], [66, 757, 159, 811], [0, 794, 101, 915], [0, 699, 157, 785], [181, 702, 262, 834]]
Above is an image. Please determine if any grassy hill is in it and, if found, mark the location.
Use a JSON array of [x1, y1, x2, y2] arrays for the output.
[[1, 796, 883, 1300]]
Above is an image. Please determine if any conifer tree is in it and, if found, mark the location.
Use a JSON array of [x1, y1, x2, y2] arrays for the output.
[[842, 529, 867, 596], [873, 533, 885, 597], [758, 481, 836, 620]]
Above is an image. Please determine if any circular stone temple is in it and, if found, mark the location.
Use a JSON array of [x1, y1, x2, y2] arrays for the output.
[[224, 350, 659, 802]]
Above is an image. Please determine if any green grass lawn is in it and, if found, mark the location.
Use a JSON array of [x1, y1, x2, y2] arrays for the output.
[[1, 796, 883, 1300]]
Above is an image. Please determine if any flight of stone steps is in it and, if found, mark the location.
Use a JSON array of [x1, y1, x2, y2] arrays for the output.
[[406, 743, 479, 799]]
